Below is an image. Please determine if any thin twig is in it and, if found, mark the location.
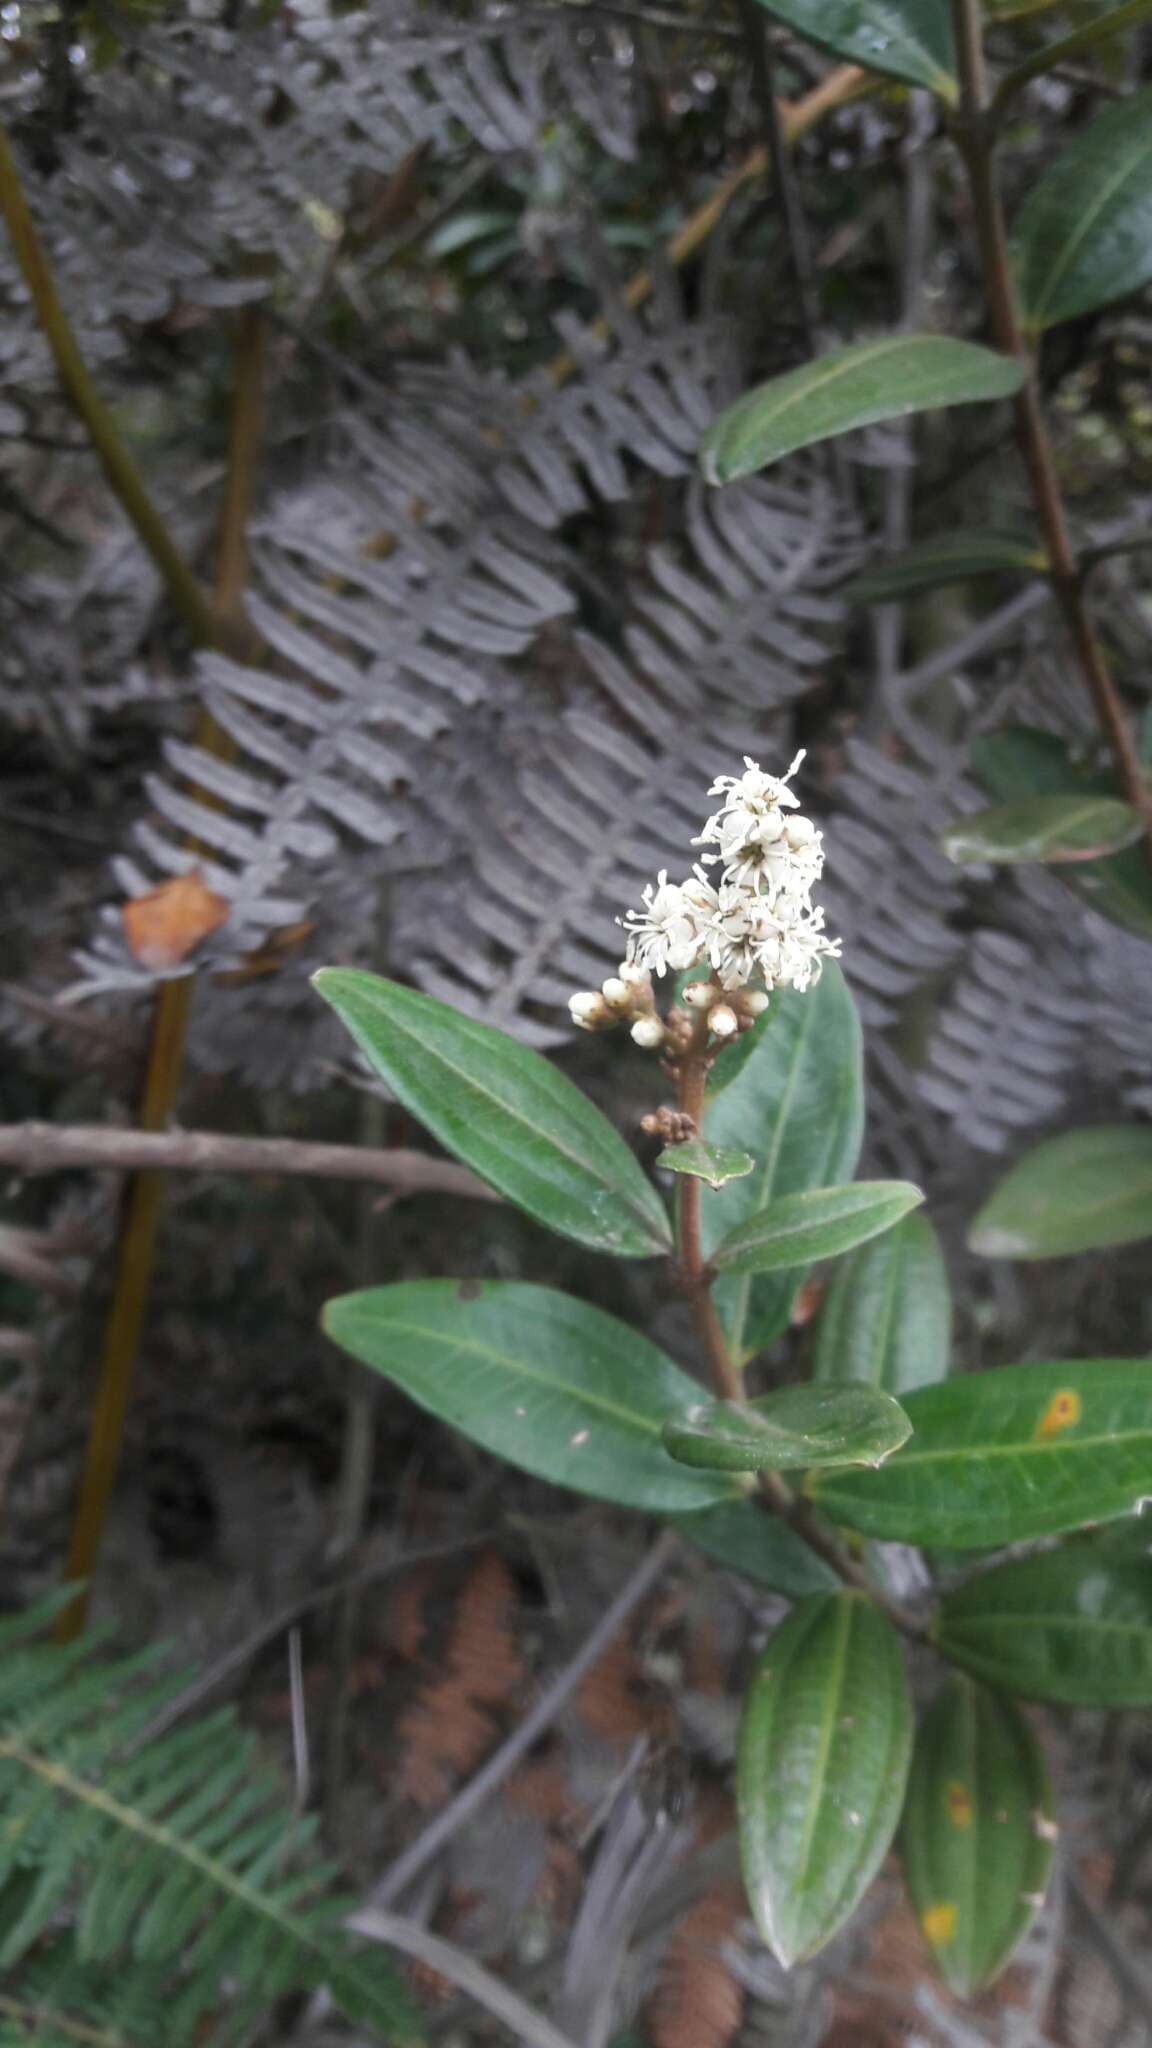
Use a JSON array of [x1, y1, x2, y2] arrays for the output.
[[367, 1528, 679, 1907], [350, 1909, 583, 2048], [0, 1122, 495, 1201], [947, 0, 1151, 842]]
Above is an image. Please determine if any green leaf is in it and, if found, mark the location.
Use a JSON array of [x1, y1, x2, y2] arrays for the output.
[[663, 1384, 912, 1472], [750, 0, 955, 96], [971, 724, 1152, 938], [901, 1678, 1054, 1996], [672, 1499, 838, 1596], [738, 1593, 913, 1967], [702, 965, 864, 1363], [312, 969, 670, 1259], [941, 795, 1143, 866], [843, 528, 1045, 601], [996, 0, 1152, 112], [937, 1539, 1152, 1705], [322, 1280, 738, 1513], [657, 1139, 755, 1189], [812, 1212, 953, 1395], [700, 338, 1025, 484], [712, 1181, 923, 1276], [809, 1357, 1152, 1546], [1013, 86, 1152, 330], [970, 1127, 1152, 1258]]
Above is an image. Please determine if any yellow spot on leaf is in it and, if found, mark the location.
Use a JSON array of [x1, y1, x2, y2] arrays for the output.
[[945, 1781, 973, 1828], [1034, 1388, 1081, 1441], [921, 1903, 957, 1945]]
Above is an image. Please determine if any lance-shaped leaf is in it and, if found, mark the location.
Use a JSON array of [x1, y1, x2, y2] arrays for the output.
[[971, 724, 1152, 939], [322, 1281, 738, 1513], [664, 1384, 911, 1472], [657, 1140, 755, 1190], [844, 528, 1045, 601], [808, 1358, 1152, 1546], [313, 970, 670, 1258], [750, 0, 956, 97], [701, 338, 1025, 484], [1013, 86, 1152, 331], [812, 1212, 953, 1395], [673, 1499, 838, 1597], [702, 965, 864, 1362], [712, 1181, 924, 1276], [738, 1593, 913, 1967], [969, 1126, 1152, 1258], [942, 795, 1142, 867], [937, 1540, 1152, 1705], [901, 1678, 1055, 1996]]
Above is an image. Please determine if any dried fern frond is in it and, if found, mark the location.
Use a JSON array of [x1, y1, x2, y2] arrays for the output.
[[648, 1885, 747, 2048], [0, 1601, 416, 2046], [918, 927, 1091, 1152], [394, 1549, 524, 1810]]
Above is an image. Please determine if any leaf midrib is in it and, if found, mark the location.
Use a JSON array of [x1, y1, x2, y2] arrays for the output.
[[724, 337, 981, 451], [790, 1596, 854, 1918], [336, 1309, 674, 1438], [819, 1424, 1152, 1475], [346, 990, 668, 1248], [1030, 99, 1152, 323]]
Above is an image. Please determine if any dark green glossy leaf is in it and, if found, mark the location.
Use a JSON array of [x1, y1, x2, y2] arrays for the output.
[[1013, 87, 1152, 331], [970, 1127, 1152, 1258], [996, 0, 1152, 111], [673, 1499, 838, 1596], [942, 795, 1142, 866], [971, 724, 1152, 938], [843, 528, 1045, 601], [809, 1357, 1152, 1546], [812, 1212, 952, 1395], [738, 1593, 913, 1967], [937, 1540, 1152, 1705], [751, 0, 955, 96], [901, 1678, 1054, 1996], [657, 1140, 755, 1190], [701, 339, 1025, 484], [312, 970, 670, 1258], [323, 1281, 737, 1513], [702, 966, 864, 1363], [712, 1180, 923, 1276], [664, 1384, 911, 1472]]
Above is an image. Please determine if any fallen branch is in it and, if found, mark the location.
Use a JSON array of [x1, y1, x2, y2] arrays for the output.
[[0, 1122, 496, 1203]]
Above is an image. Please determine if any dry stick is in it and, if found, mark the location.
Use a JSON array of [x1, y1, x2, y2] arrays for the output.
[[51, 307, 269, 1642], [349, 1910, 584, 2048], [673, 1020, 924, 1634], [367, 1527, 679, 1908], [0, 1123, 496, 1199], [947, 0, 1151, 840]]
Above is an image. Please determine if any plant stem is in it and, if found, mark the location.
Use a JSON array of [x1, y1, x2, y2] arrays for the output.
[[0, 124, 214, 646], [674, 1018, 924, 1636], [54, 305, 269, 1640], [0, 1121, 495, 1198], [676, 1017, 744, 1404], [947, 0, 1151, 840], [737, 0, 821, 355]]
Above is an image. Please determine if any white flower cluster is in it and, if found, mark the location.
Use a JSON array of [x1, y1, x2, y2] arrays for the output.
[[620, 752, 840, 993]]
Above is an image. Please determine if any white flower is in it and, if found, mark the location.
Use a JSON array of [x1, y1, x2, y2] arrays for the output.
[[619, 867, 718, 977]]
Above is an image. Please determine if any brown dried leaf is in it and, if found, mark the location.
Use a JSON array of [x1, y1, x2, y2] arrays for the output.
[[648, 1887, 745, 2048], [121, 868, 230, 969], [394, 1550, 525, 1809]]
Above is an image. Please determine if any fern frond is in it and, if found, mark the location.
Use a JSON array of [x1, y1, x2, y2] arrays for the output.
[[0, 1606, 417, 2047], [917, 926, 1091, 1152]]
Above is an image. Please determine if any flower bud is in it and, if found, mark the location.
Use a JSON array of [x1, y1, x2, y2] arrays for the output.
[[682, 979, 716, 1010], [569, 991, 609, 1030], [617, 960, 651, 990], [709, 1004, 738, 1039], [630, 1015, 665, 1050], [601, 977, 630, 1008], [741, 989, 770, 1018]]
